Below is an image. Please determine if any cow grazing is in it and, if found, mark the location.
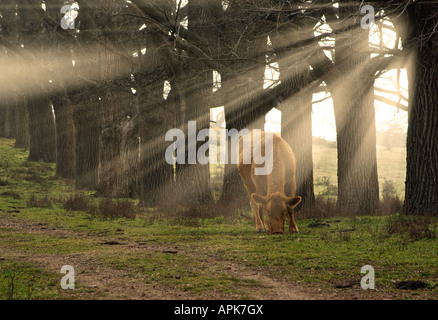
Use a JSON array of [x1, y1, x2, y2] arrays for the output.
[[237, 131, 302, 234]]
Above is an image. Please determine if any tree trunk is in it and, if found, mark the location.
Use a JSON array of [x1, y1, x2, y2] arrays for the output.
[[14, 92, 30, 149], [138, 111, 174, 206], [0, 99, 15, 139], [52, 93, 75, 179], [27, 94, 56, 163], [71, 88, 101, 190], [71, 1, 102, 191], [16, 0, 56, 163], [220, 73, 265, 208], [405, 3, 438, 216], [0, 102, 5, 137], [4, 100, 16, 139], [0, 0, 18, 140], [280, 87, 315, 208], [98, 86, 135, 198], [218, 2, 267, 208], [270, 25, 315, 209], [136, 26, 175, 207], [173, 0, 220, 206], [120, 115, 139, 198], [332, 14, 379, 215]]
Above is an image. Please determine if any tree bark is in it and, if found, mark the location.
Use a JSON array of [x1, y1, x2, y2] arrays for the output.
[[14, 92, 30, 149], [0, 103, 5, 138], [3, 99, 15, 139], [405, 3, 438, 216], [0, 0, 18, 139], [26, 94, 56, 162], [173, 0, 218, 206], [71, 88, 101, 190], [97, 86, 136, 198], [331, 11, 379, 215], [52, 93, 75, 178], [137, 26, 175, 207], [16, 0, 56, 163]]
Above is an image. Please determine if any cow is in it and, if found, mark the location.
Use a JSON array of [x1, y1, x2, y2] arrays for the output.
[[237, 130, 302, 234]]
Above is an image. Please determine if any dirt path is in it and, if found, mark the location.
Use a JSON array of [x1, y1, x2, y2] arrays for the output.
[[0, 215, 185, 299], [0, 215, 388, 300]]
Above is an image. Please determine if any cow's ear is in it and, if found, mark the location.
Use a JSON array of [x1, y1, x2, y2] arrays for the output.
[[284, 196, 302, 208], [251, 193, 267, 206]]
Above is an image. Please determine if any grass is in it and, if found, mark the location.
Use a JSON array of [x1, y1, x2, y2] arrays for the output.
[[0, 138, 436, 300], [0, 258, 59, 300]]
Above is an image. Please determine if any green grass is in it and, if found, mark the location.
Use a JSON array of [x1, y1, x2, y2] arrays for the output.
[[0, 258, 65, 300], [0, 138, 436, 300]]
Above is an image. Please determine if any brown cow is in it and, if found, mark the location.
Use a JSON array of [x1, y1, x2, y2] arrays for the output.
[[237, 130, 302, 234]]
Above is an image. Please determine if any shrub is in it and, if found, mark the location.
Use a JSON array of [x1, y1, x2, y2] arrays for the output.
[[1, 191, 21, 199], [299, 195, 337, 220], [98, 198, 136, 219], [382, 179, 397, 200], [23, 174, 45, 184], [26, 194, 52, 208], [63, 194, 96, 213], [315, 176, 338, 198], [380, 179, 403, 215], [384, 214, 437, 241]]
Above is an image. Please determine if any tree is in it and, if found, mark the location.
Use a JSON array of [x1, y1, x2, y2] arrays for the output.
[[172, 0, 218, 206], [14, 93, 30, 149], [68, 1, 102, 190], [218, 1, 271, 207], [305, 2, 381, 215], [404, 1, 438, 216], [16, 0, 56, 163], [129, 1, 179, 206], [93, 1, 138, 198], [41, 0, 77, 179], [0, 0, 29, 148], [268, 3, 317, 209]]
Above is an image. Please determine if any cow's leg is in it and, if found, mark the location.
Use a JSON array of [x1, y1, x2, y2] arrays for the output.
[[242, 182, 258, 230], [285, 178, 299, 233], [287, 210, 299, 233], [252, 176, 267, 232], [258, 206, 267, 232], [238, 171, 265, 232], [250, 198, 265, 232]]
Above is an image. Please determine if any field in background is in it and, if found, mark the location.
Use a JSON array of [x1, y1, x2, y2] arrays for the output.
[[312, 141, 406, 200], [210, 135, 407, 201]]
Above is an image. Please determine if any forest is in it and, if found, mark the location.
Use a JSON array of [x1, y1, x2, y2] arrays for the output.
[[0, 0, 437, 216], [0, 0, 437, 301]]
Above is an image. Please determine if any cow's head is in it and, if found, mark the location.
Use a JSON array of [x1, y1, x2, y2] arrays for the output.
[[251, 192, 302, 234]]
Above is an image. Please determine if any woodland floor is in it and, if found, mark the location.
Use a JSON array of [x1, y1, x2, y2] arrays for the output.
[[0, 138, 436, 300]]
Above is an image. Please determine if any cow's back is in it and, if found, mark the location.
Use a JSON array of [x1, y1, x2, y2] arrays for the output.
[[237, 131, 296, 195]]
